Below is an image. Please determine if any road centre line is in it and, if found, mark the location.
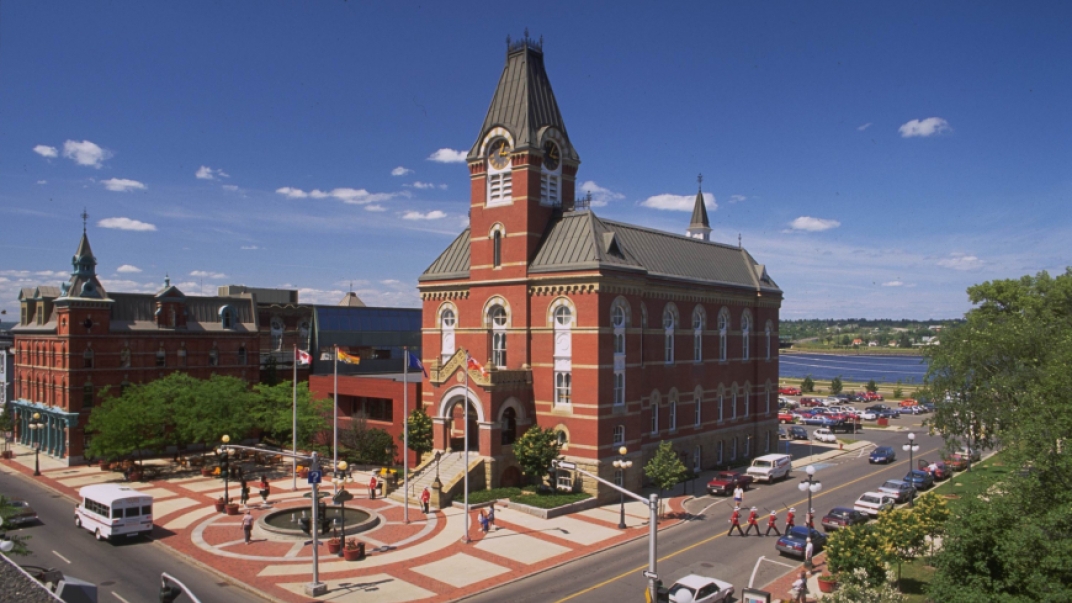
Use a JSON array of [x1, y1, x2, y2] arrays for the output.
[[553, 445, 940, 603], [52, 550, 72, 564], [112, 591, 133, 603]]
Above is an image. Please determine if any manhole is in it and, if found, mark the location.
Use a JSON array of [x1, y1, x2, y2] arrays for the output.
[[100, 581, 116, 586]]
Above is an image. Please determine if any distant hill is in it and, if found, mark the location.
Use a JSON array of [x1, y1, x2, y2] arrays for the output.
[[780, 318, 963, 348]]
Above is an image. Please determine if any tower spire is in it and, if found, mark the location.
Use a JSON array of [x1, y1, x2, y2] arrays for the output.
[[81, 208, 88, 234], [687, 175, 712, 242]]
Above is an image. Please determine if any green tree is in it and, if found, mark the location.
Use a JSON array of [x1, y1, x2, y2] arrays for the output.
[[824, 569, 905, 603], [175, 374, 256, 453], [0, 496, 33, 556], [644, 441, 688, 516], [840, 334, 852, 346], [892, 380, 903, 399], [913, 493, 950, 558], [831, 375, 844, 394], [250, 380, 327, 449], [512, 425, 561, 488], [400, 406, 434, 460], [825, 523, 890, 586], [801, 375, 815, 393], [866, 379, 878, 393], [898, 332, 912, 348], [87, 385, 167, 464], [873, 508, 927, 585], [339, 413, 397, 466]]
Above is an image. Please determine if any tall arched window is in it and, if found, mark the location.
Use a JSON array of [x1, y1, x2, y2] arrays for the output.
[[83, 346, 94, 369], [486, 136, 513, 206], [744, 385, 750, 417], [238, 345, 247, 365], [612, 301, 626, 406], [765, 383, 772, 415], [717, 440, 724, 465], [694, 386, 703, 426], [765, 320, 773, 361], [440, 306, 456, 362], [492, 230, 502, 268], [718, 388, 724, 422], [668, 391, 677, 431], [501, 407, 517, 445], [663, 306, 676, 364], [613, 424, 625, 445], [718, 308, 729, 362], [741, 312, 751, 361], [489, 304, 507, 367], [553, 303, 573, 406], [692, 306, 704, 362], [650, 392, 660, 434], [732, 387, 738, 419], [640, 303, 648, 366]]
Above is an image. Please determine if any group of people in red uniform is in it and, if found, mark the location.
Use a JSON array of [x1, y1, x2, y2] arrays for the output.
[[727, 506, 814, 536]]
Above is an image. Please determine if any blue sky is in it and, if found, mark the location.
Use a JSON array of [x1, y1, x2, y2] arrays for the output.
[[2, 2, 1069, 319]]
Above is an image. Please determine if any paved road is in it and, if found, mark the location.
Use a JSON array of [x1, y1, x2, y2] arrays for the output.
[[463, 415, 941, 603], [0, 470, 269, 603]]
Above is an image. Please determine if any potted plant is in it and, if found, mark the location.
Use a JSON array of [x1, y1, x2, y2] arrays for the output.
[[342, 538, 364, 561], [214, 497, 226, 513], [817, 573, 839, 593], [201, 466, 213, 477], [225, 502, 240, 515], [327, 537, 342, 555]]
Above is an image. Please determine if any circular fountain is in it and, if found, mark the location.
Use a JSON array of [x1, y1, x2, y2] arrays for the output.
[[256, 505, 378, 541]]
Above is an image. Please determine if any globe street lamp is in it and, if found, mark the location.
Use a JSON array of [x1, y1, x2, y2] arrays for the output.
[[331, 461, 353, 557], [903, 432, 920, 507], [29, 413, 44, 476], [219, 435, 235, 505], [797, 465, 821, 527], [612, 446, 633, 530]]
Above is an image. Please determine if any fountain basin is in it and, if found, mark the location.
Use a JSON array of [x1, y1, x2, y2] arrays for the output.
[[256, 505, 378, 541]]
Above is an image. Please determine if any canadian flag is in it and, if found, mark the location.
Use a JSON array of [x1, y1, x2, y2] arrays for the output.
[[466, 355, 488, 377], [295, 349, 312, 365]]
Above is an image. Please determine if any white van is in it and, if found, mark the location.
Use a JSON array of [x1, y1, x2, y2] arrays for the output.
[[745, 454, 793, 483], [75, 484, 153, 541]]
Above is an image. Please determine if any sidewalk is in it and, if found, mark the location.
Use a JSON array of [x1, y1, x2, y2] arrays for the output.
[[1, 443, 690, 603]]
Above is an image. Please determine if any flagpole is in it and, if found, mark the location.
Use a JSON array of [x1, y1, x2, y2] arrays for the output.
[[333, 344, 339, 495], [403, 346, 410, 524], [463, 350, 470, 543], [292, 345, 298, 491]]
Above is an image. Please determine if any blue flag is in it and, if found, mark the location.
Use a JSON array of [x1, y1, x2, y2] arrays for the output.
[[406, 351, 428, 377]]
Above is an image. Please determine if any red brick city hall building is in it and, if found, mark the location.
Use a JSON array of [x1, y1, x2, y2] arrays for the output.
[[418, 38, 782, 499]]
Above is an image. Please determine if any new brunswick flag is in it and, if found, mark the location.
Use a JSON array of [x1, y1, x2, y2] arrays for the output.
[[337, 349, 361, 365]]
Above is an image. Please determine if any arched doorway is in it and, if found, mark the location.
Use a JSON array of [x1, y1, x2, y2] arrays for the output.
[[446, 398, 480, 452], [501, 407, 517, 445]]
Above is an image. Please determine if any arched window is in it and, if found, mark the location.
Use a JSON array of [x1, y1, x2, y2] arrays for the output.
[[614, 371, 625, 406], [208, 346, 219, 367], [650, 393, 660, 434], [486, 136, 513, 206], [555, 429, 568, 447], [744, 386, 750, 417], [83, 346, 94, 369], [668, 392, 677, 431], [765, 320, 773, 361], [440, 306, 456, 362], [718, 389, 724, 422], [693, 446, 702, 472], [553, 303, 573, 406], [501, 407, 517, 445], [220, 305, 236, 330], [489, 304, 507, 368], [732, 387, 738, 420], [270, 316, 284, 351], [717, 440, 724, 465], [744, 436, 751, 459], [612, 300, 626, 406], [493, 230, 503, 268], [694, 386, 703, 426], [663, 306, 676, 364], [156, 345, 166, 368], [613, 424, 625, 445], [718, 308, 729, 361], [741, 312, 751, 361], [238, 345, 247, 366], [692, 306, 704, 362]]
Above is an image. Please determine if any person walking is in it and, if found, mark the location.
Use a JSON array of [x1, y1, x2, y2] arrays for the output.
[[369, 474, 378, 500], [727, 506, 744, 536], [744, 506, 761, 536], [785, 507, 796, 530], [241, 510, 254, 545], [791, 569, 809, 603], [259, 475, 271, 504], [420, 486, 431, 514], [478, 509, 489, 533], [804, 537, 815, 572], [239, 477, 250, 507], [487, 503, 496, 531], [805, 508, 815, 529], [732, 485, 744, 507], [765, 509, 781, 536]]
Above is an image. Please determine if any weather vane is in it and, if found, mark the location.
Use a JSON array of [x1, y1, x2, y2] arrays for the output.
[[697, 173, 703, 190], [81, 208, 89, 233]]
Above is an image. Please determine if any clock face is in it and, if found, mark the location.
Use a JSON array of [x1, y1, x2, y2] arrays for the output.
[[488, 139, 511, 170], [543, 141, 560, 171]]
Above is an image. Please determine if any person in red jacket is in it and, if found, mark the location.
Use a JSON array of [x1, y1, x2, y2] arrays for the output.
[[420, 486, 431, 514], [369, 474, 378, 500], [765, 509, 782, 536], [727, 506, 744, 536], [806, 508, 815, 529], [786, 507, 796, 529], [744, 507, 761, 536]]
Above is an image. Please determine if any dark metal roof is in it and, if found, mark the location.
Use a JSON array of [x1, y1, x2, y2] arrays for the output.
[[419, 228, 471, 282], [467, 42, 575, 161], [529, 211, 645, 273]]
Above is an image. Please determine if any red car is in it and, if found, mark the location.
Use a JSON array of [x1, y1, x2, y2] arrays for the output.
[[918, 459, 950, 480], [778, 412, 796, 424], [706, 470, 753, 496], [863, 391, 884, 402], [799, 397, 823, 407], [899, 398, 919, 408], [779, 386, 801, 396], [943, 453, 969, 471]]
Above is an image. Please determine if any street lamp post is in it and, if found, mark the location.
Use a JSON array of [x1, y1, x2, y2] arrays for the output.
[[612, 446, 633, 530], [903, 432, 920, 507], [29, 413, 43, 476], [331, 461, 353, 557], [797, 465, 822, 527], [219, 435, 235, 505]]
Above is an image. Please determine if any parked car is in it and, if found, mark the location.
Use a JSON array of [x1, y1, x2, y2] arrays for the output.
[[905, 405, 929, 415], [787, 426, 809, 440], [821, 507, 869, 531], [664, 575, 735, 603], [904, 469, 935, 491], [920, 403, 937, 413], [878, 479, 917, 503], [802, 415, 838, 427], [799, 397, 823, 408], [706, 471, 753, 496], [775, 526, 827, 558], [778, 427, 790, 440], [778, 397, 799, 409], [918, 459, 950, 480], [899, 398, 919, 408], [943, 453, 969, 471], [779, 386, 802, 396], [822, 396, 840, 407], [812, 428, 837, 443], [854, 491, 897, 516], [778, 412, 796, 424], [858, 410, 878, 421], [865, 405, 901, 419], [960, 448, 982, 463], [3, 500, 39, 526], [869, 446, 896, 464], [834, 394, 853, 403], [862, 391, 884, 402]]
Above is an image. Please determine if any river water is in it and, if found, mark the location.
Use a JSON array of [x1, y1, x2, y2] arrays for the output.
[[779, 352, 928, 384]]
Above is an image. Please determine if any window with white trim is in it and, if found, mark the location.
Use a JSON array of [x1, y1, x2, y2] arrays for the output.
[[553, 303, 572, 406], [554, 371, 572, 405], [663, 306, 676, 364], [717, 440, 724, 465], [742, 312, 751, 361], [765, 320, 773, 361], [669, 394, 677, 431], [744, 387, 750, 418], [440, 306, 456, 362], [489, 304, 507, 368], [731, 437, 738, 461], [744, 436, 751, 458], [613, 372, 625, 406], [613, 424, 625, 445], [692, 306, 704, 362], [612, 302, 626, 406], [732, 388, 738, 419], [718, 308, 729, 361], [487, 172, 513, 205], [718, 391, 724, 422], [540, 173, 560, 206], [493, 230, 502, 268], [694, 387, 703, 426], [650, 394, 659, 434]]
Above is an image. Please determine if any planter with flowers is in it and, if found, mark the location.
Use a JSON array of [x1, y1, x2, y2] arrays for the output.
[[327, 537, 342, 555], [225, 503, 240, 515], [214, 497, 226, 513], [342, 538, 365, 561], [817, 574, 838, 593]]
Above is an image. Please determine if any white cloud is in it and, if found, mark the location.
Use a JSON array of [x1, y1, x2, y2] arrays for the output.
[[427, 148, 467, 163], [221, 184, 239, 191], [276, 186, 397, 205], [640, 192, 716, 212], [240, 245, 260, 250], [729, 194, 748, 203], [365, 204, 387, 212], [116, 264, 142, 273], [857, 123, 872, 131], [402, 210, 447, 221], [899, 117, 951, 138], [276, 186, 308, 198], [380, 279, 401, 285], [101, 178, 147, 192], [36, 180, 47, 185], [196, 165, 229, 180], [409, 181, 436, 190], [33, 145, 58, 158], [937, 252, 984, 271], [881, 280, 904, 287], [391, 166, 413, 176], [579, 181, 625, 207], [788, 216, 841, 232], [98, 217, 157, 231], [190, 270, 226, 279], [62, 139, 112, 168]]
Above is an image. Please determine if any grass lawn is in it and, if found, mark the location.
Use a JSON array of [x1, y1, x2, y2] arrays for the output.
[[939, 452, 1009, 513], [898, 558, 937, 603], [466, 487, 523, 504], [464, 486, 592, 509]]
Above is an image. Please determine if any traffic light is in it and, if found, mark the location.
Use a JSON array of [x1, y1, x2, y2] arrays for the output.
[[160, 583, 183, 603]]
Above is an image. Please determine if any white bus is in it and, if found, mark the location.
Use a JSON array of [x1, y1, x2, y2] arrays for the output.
[[74, 483, 154, 541]]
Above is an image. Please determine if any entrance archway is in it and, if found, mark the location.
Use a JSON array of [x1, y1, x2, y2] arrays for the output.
[[447, 399, 480, 452]]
